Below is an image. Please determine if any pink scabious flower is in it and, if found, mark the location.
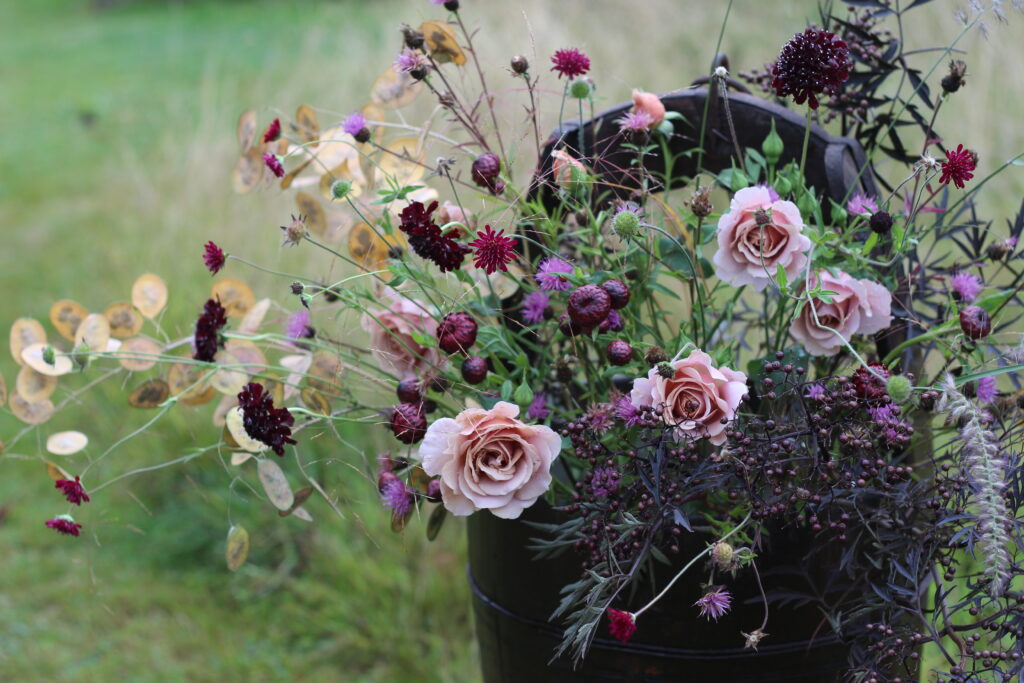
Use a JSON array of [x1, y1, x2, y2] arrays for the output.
[[618, 110, 654, 133], [771, 28, 852, 109], [521, 291, 550, 325], [713, 186, 811, 291], [380, 476, 414, 518], [55, 477, 90, 506], [950, 272, 983, 302], [631, 89, 666, 128], [939, 144, 976, 189], [695, 587, 732, 621], [630, 348, 747, 445], [203, 241, 225, 275], [262, 118, 281, 144], [977, 376, 998, 404], [527, 393, 550, 421], [418, 401, 561, 518], [846, 192, 878, 216], [550, 47, 591, 80], [607, 609, 637, 643], [789, 270, 893, 356], [263, 153, 285, 178], [342, 111, 367, 137], [535, 257, 574, 291], [285, 309, 312, 341], [469, 225, 517, 274], [46, 515, 82, 537]]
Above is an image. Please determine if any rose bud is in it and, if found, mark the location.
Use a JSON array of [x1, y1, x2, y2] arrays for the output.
[[601, 279, 631, 309], [959, 305, 991, 340], [510, 55, 529, 74], [438, 312, 478, 354], [461, 356, 488, 385], [396, 377, 422, 404], [471, 153, 503, 194], [645, 346, 668, 367], [558, 313, 586, 338], [607, 340, 633, 366], [568, 284, 611, 329], [391, 403, 427, 444]]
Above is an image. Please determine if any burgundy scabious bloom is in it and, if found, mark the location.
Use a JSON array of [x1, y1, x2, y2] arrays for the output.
[[55, 477, 90, 506], [193, 298, 228, 362], [589, 466, 620, 498], [527, 393, 550, 421], [237, 382, 296, 456], [380, 476, 414, 517], [939, 144, 976, 189], [618, 110, 654, 133], [771, 28, 852, 109], [521, 291, 550, 325], [695, 587, 733, 621], [263, 153, 285, 178], [203, 241, 226, 275], [398, 200, 470, 272], [535, 257, 574, 291], [550, 48, 591, 80], [46, 515, 82, 537], [469, 225, 517, 274], [607, 609, 637, 643], [262, 118, 281, 144], [950, 272, 983, 302], [285, 310, 313, 341], [846, 192, 878, 216], [977, 376, 998, 404], [437, 312, 478, 354]]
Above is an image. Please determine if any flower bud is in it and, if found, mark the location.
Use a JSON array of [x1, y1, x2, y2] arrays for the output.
[[711, 541, 734, 570], [644, 346, 668, 366], [331, 180, 352, 201], [773, 175, 792, 197], [761, 120, 783, 166], [569, 78, 592, 99], [396, 377, 422, 404], [885, 375, 913, 404], [606, 341, 633, 366], [471, 153, 502, 194], [391, 403, 427, 444], [959, 305, 991, 340], [510, 55, 529, 74], [612, 209, 640, 239], [690, 185, 713, 218], [437, 312, 478, 354], [401, 25, 424, 50], [656, 362, 674, 379], [568, 285, 612, 329], [869, 210, 893, 235], [941, 60, 967, 94], [443, 0, 459, 10], [461, 356, 488, 385]]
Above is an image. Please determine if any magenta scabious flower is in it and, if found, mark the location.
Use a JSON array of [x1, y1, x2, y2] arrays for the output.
[[342, 111, 367, 137], [535, 257, 574, 291], [614, 395, 642, 426], [618, 110, 654, 133], [950, 272, 983, 302], [521, 291, 550, 325], [46, 516, 82, 537], [940, 144, 976, 189], [805, 383, 827, 400], [607, 609, 636, 643], [381, 476, 414, 517], [398, 200, 470, 272], [203, 241, 225, 275], [771, 28, 852, 109], [237, 382, 296, 456], [590, 466, 620, 498], [847, 192, 878, 216], [977, 376, 998, 404], [262, 118, 281, 144], [527, 393, 550, 421], [550, 47, 591, 80], [285, 310, 312, 341], [469, 225, 517, 274], [695, 587, 732, 621], [193, 298, 227, 363], [55, 477, 90, 506], [263, 153, 285, 178], [586, 403, 614, 433]]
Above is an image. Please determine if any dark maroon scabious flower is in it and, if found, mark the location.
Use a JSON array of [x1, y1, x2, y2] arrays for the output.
[[398, 200, 470, 272], [237, 382, 296, 456], [851, 362, 890, 403], [46, 516, 82, 537], [471, 153, 505, 195], [868, 210, 893, 235], [193, 298, 228, 363], [695, 587, 732, 621], [550, 47, 591, 80], [601, 279, 631, 309], [437, 312, 478, 354], [391, 402, 427, 444], [55, 477, 90, 506], [262, 118, 281, 144], [568, 284, 611, 329], [607, 609, 637, 643], [606, 340, 633, 366], [203, 241, 226, 275], [469, 225, 517, 274], [939, 144, 976, 189], [771, 28, 852, 109], [263, 153, 286, 178], [521, 291, 550, 325], [461, 356, 488, 385], [959, 305, 991, 340]]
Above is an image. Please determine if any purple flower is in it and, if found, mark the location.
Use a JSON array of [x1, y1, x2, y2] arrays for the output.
[[977, 376, 998, 404], [868, 404, 897, 426], [381, 477, 414, 517], [618, 110, 654, 133], [535, 257, 574, 291], [193, 298, 227, 362], [755, 183, 781, 202], [589, 466, 620, 498], [847, 192, 878, 216], [342, 111, 367, 137], [950, 272, 983, 303], [805, 383, 826, 400], [263, 153, 285, 178], [614, 395, 642, 426], [695, 587, 732, 621], [521, 291, 550, 325], [46, 515, 82, 537], [394, 48, 427, 74], [586, 403, 614, 433], [285, 310, 312, 341], [527, 393, 550, 421]]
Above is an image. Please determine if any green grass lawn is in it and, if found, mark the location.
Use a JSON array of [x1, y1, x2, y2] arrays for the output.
[[2, 0, 1023, 681]]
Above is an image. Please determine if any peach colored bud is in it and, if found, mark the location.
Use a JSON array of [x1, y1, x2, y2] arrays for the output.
[[551, 149, 588, 189], [631, 90, 666, 128]]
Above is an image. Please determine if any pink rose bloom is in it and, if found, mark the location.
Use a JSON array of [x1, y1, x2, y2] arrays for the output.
[[436, 201, 475, 237], [551, 149, 587, 189], [360, 288, 441, 377], [419, 401, 561, 519], [713, 186, 811, 291], [631, 89, 666, 128], [630, 349, 747, 445], [789, 270, 893, 356]]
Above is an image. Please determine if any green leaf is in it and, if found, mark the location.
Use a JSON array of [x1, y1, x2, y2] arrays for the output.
[[410, 330, 435, 348], [775, 264, 788, 292], [500, 380, 513, 401], [861, 231, 879, 255]]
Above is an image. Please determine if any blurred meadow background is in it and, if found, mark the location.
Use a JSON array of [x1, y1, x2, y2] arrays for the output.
[[1, 0, 1022, 681]]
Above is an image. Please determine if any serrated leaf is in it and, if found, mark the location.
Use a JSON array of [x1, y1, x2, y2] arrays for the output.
[[257, 458, 294, 511], [225, 525, 249, 572]]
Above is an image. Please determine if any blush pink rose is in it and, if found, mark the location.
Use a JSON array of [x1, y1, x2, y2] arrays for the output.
[[419, 401, 561, 519], [630, 349, 747, 445], [631, 89, 666, 128], [436, 201, 475, 238], [360, 288, 441, 377], [713, 186, 811, 291], [789, 270, 893, 356], [551, 149, 588, 189]]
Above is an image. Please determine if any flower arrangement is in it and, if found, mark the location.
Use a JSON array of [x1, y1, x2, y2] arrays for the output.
[[5, 1, 1024, 680]]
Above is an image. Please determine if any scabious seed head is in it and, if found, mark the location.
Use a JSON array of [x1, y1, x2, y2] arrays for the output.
[[941, 59, 968, 94], [612, 207, 641, 239], [886, 374, 913, 404], [331, 180, 352, 201], [711, 541, 734, 570]]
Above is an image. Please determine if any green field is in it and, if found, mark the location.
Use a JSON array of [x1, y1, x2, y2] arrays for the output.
[[2, 1, 1022, 681]]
